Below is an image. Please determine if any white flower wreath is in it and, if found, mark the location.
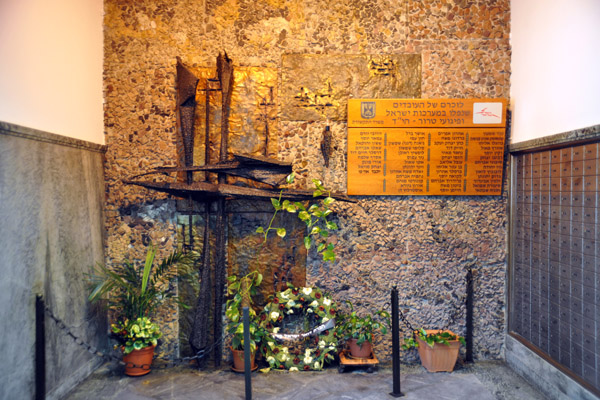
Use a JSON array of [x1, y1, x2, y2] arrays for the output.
[[259, 284, 338, 371]]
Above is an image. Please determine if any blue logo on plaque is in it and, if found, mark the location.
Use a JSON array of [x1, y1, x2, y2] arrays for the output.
[[361, 102, 376, 119]]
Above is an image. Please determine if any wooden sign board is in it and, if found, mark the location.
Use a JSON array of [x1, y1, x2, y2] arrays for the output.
[[347, 99, 507, 196]]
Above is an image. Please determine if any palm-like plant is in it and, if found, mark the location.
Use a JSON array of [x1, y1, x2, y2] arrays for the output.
[[88, 243, 194, 321]]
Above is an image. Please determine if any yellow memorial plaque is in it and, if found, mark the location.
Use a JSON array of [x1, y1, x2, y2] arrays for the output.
[[347, 99, 507, 196], [348, 98, 507, 128]]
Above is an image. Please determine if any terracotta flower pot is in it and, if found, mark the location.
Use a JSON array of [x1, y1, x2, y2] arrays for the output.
[[347, 338, 372, 358], [231, 347, 256, 372], [123, 345, 155, 376], [415, 330, 460, 372]]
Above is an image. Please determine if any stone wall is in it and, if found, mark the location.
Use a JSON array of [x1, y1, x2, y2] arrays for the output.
[[0, 122, 107, 399], [103, 0, 510, 362]]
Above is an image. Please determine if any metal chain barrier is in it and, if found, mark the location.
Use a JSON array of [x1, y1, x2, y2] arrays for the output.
[[383, 269, 473, 337], [43, 301, 233, 370]]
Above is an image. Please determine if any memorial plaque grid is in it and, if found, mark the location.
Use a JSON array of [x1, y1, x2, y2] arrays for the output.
[[511, 143, 600, 392]]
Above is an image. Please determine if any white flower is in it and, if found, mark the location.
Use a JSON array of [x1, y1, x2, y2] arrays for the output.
[[328, 345, 336, 350], [280, 291, 289, 299], [313, 361, 321, 369], [307, 308, 313, 313], [273, 327, 280, 334], [288, 309, 294, 314], [323, 298, 331, 306], [302, 287, 312, 295], [304, 355, 313, 364], [322, 317, 329, 323], [267, 341, 275, 348], [319, 340, 326, 348], [287, 300, 296, 307], [267, 356, 274, 363], [282, 347, 289, 354], [280, 354, 288, 362], [309, 300, 318, 307], [270, 311, 279, 321], [289, 367, 299, 372], [305, 348, 312, 356]]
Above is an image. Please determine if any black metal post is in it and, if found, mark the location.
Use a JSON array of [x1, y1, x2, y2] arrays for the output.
[[390, 286, 404, 397], [243, 307, 252, 400], [465, 268, 473, 363], [35, 294, 45, 400]]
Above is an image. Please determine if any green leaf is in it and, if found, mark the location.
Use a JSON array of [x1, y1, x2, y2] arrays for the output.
[[326, 221, 338, 230], [313, 189, 323, 197], [317, 243, 325, 252], [141, 244, 156, 295], [255, 273, 263, 287], [310, 226, 321, 235], [304, 236, 312, 250], [276, 228, 286, 238], [255, 226, 264, 234], [294, 202, 306, 211], [322, 249, 335, 262], [319, 230, 329, 238], [298, 211, 310, 221], [286, 173, 295, 184], [323, 197, 335, 205], [271, 198, 281, 209]]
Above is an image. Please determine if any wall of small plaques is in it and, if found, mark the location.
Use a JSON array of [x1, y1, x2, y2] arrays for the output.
[[510, 139, 600, 394]]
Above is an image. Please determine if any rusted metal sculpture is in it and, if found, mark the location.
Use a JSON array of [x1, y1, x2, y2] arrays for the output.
[[320, 125, 333, 168], [124, 53, 354, 368], [176, 57, 200, 183]]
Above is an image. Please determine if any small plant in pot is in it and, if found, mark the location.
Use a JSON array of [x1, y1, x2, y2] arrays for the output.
[[402, 328, 466, 372], [88, 243, 194, 376], [111, 317, 161, 375], [225, 270, 267, 372], [336, 300, 391, 359]]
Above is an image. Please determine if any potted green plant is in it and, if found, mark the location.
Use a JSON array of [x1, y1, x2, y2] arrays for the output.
[[225, 270, 267, 372], [111, 317, 161, 376], [336, 301, 391, 358], [88, 243, 193, 375], [402, 328, 466, 372]]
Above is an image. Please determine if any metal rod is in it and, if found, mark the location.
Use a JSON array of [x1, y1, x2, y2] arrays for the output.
[[243, 307, 252, 400], [213, 198, 226, 367], [390, 286, 404, 397], [35, 294, 45, 400], [205, 79, 211, 180], [465, 268, 474, 362]]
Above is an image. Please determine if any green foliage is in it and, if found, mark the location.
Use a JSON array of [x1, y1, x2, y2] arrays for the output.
[[111, 317, 161, 354], [256, 173, 339, 262], [401, 328, 466, 350], [335, 300, 391, 347], [87, 243, 195, 321], [225, 271, 267, 352]]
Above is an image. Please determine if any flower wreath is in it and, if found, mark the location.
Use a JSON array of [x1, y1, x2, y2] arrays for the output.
[[259, 284, 338, 371]]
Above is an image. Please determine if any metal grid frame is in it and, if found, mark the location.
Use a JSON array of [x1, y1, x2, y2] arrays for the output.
[[509, 141, 599, 395]]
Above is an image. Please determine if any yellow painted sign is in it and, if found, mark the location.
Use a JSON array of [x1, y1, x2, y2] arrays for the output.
[[348, 98, 507, 128], [347, 99, 507, 196]]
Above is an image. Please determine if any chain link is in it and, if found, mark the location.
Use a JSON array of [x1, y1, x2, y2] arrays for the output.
[[43, 302, 232, 370]]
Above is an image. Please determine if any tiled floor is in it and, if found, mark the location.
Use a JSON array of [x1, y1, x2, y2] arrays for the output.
[[64, 360, 546, 400]]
